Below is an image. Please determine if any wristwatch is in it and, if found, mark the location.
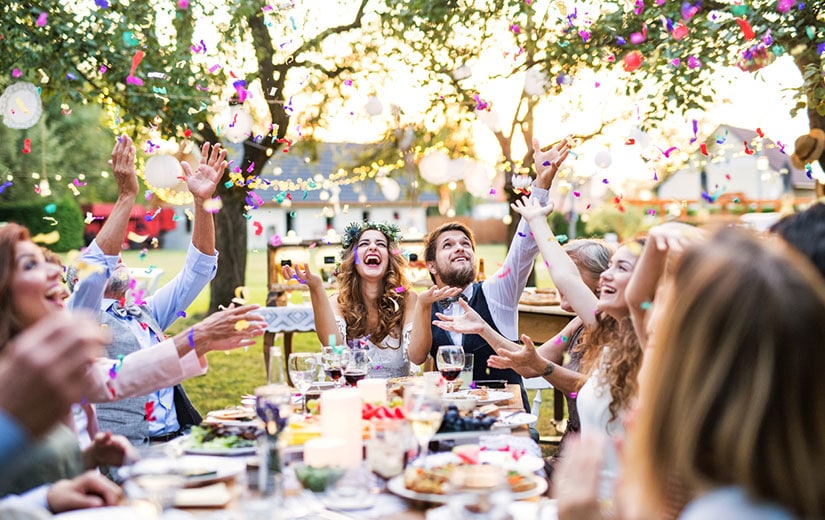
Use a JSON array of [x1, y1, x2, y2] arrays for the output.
[[542, 361, 555, 377]]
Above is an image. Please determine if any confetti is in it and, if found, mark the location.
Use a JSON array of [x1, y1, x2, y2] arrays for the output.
[[203, 196, 223, 213], [640, 301, 653, 310], [144, 401, 156, 421], [42, 216, 58, 226], [497, 266, 511, 279], [0, 181, 13, 194], [394, 286, 405, 293], [22, 139, 32, 154], [623, 51, 644, 72], [234, 320, 250, 331], [700, 143, 709, 156], [269, 234, 282, 247], [743, 141, 754, 155], [253, 221, 263, 236], [44, 203, 57, 214], [735, 17, 755, 41], [176, 310, 187, 318], [126, 50, 145, 85], [36, 12, 48, 27], [31, 231, 60, 244]]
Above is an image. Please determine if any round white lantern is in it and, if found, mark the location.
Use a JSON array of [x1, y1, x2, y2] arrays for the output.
[[463, 161, 494, 198], [144, 154, 184, 189], [365, 96, 383, 116], [418, 150, 450, 185], [594, 150, 612, 169], [0, 82, 43, 129], [523, 66, 549, 97], [379, 177, 401, 201]]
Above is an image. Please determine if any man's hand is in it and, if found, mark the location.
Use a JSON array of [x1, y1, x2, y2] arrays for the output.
[[47, 471, 124, 513], [533, 136, 570, 190], [191, 304, 267, 353], [109, 135, 138, 199], [83, 432, 138, 469], [181, 141, 227, 202], [418, 285, 463, 307], [433, 298, 487, 336], [0, 313, 108, 438]]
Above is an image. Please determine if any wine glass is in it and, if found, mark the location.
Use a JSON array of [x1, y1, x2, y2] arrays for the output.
[[403, 383, 443, 468], [341, 348, 371, 387], [288, 352, 318, 414], [321, 346, 344, 388], [436, 345, 465, 393]]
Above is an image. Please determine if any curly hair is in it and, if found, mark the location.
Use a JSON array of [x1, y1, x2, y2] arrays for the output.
[[577, 313, 642, 424], [336, 227, 411, 347]]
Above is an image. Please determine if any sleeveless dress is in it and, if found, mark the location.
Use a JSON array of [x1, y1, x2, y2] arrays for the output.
[[334, 317, 412, 379]]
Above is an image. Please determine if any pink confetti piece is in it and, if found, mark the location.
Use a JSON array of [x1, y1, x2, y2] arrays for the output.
[[36, 12, 48, 27], [269, 234, 282, 247], [394, 286, 406, 293], [497, 266, 511, 279]]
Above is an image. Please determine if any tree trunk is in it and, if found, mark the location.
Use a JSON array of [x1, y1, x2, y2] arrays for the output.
[[210, 185, 249, 312]]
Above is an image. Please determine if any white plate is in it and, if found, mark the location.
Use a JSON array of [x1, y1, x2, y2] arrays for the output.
[[55, 507, 144, 519], [493, 412, 538, 428], [183, 445, 256, 456], [415, 451, 544, 474], [128, 455, 246, 487], [452, 390, 514, 404], [386, 472, 547, 503]]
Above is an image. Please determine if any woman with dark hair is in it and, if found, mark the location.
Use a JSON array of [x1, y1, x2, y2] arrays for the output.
[[0, 222, 265, 495], [283, 221, 417, 378]]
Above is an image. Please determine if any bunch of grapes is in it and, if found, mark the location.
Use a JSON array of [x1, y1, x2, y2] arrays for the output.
[[437, 404, 497, 433]]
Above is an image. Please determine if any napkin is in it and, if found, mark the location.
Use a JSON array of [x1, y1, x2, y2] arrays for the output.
[[174, 482, 232, 508]]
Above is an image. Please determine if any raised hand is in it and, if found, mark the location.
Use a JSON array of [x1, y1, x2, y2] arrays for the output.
[[433, 298, 486, 335], [533, 136, 570, 190], [648, 222, 704, 253], [110, 135, 138, 199], [181, 141, 227, 201], [190, 303, 266, 353], [418, 284, 464, 307], [487, 334, 545, 378], [511, 197, 554, 224], [282, 262, 323, 289]]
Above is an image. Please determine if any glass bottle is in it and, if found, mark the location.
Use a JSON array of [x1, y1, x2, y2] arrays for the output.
[[268, 345, 287, 385], [476, 257, 487, 281]]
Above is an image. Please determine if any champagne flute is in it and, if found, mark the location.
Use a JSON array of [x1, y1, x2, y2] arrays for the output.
[[341, 348, 370, 387], [288, 352, 318, 414], [403, 383, 443, 468], [436, 345, 465, 393], [321, 346, 344, 388]]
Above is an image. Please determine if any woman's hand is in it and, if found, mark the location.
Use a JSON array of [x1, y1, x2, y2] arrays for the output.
[[511, 197, 554, 224], [533, 136, 570, 189], [192, 304, 266, 353], [282, 262, 323, 289], [181, 142, 227, 202], [433, 298, 486, 335], [487, 334, 545, 377], [83, 431, 138, 469], [648, 221, 704, 253]]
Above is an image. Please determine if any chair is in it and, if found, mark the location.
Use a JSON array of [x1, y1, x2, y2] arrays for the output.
[[522, 376, 553, 417]]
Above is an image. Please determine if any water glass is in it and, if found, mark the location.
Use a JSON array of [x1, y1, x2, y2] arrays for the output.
[[288, 352, 318, 413], [459, 353, 474, 389]]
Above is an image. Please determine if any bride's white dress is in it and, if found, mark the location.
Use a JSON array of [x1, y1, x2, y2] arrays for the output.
[[334, 316, 412, 379]]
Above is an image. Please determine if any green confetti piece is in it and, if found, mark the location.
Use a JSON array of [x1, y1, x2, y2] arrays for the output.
[[640, 301, 653, 310], [555, 234, 569, 244], [44, 203, 57, 214]]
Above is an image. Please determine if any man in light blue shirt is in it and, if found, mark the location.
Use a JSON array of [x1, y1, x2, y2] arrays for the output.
[[70, 137, 228, 444]]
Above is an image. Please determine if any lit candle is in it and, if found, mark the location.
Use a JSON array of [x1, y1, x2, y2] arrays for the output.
[[303, 438, 346, 468], [357, 378, 387, 404], [320, 388, 363, 468]]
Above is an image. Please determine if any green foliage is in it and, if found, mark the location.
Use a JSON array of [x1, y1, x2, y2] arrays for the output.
[[584, 204, 644, 241], [0, 196, 83, 251], [0, 99, 117, 204]]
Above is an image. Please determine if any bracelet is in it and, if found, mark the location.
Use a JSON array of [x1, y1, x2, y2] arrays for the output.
[[187, 327, 196, 349], [542, 361, 555, 377]]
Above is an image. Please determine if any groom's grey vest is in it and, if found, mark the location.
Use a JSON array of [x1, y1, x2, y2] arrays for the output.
[[96, 306, 201, 445]]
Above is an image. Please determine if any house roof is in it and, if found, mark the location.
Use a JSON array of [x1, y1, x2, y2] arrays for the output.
[[254, 142, 439, 206], [711, 125, 814, 189]]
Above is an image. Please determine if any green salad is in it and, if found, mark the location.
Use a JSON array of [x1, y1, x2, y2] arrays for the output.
[[185, 423, 259, 450]]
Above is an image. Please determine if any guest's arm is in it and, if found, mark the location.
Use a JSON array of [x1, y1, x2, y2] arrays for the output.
[[283, 263, 342, 346], [407, 284, 463, 365], [180, 141, 226, 257]]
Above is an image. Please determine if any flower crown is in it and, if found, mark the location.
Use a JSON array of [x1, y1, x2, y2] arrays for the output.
[[341, 221, 402, 250]]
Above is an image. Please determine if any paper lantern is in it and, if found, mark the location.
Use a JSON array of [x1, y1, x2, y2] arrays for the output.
[[222, 104, 253, 144], [523, 66, 548, 97], [463, 161, 494, 198], [379, 177, 401, 201], [365, 96, 383, 116], [0, 82, 43, 129], [594, 150, 612, 169], [144, 154, 183, 189], [447, 157, 473, 182], [452, 65, 472, 81], [418, 150, 450, 185]]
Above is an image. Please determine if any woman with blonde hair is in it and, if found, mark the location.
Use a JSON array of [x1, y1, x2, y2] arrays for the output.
[[283, 221, 417, 378], [622, 227, 825, 518]]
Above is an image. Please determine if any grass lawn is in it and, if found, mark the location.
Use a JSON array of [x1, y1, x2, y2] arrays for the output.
[[117, 244, 562, 440]]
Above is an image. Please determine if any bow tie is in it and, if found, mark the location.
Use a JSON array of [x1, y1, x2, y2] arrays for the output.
[[110, 301, 142, 318], [437, 293, 468, 311]]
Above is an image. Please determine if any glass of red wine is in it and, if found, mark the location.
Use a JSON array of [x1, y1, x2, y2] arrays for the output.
[[341, 348, 371, 387], [436, 345, 465, 393], [322, 346, 344, 387]]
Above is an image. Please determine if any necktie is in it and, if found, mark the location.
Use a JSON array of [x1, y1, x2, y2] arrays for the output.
[[437, 293, 468, 311], [110, 301, 142, 318]]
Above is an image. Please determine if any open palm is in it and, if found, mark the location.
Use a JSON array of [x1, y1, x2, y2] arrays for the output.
[[181, 142, 227, 200]]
